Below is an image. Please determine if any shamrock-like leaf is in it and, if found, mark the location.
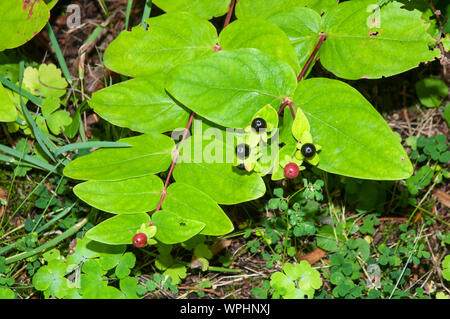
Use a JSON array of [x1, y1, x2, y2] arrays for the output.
[[270, 261, 322, 299], [23, 64, 68, 98], [115, 252, 136, 279], [32, 259, 70, 299]]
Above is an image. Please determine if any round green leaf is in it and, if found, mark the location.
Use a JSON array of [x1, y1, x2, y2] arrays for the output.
[[415, 78, 449, 108], [103, 12, 217, 77], [74, 175, 163, 214], [293, 78, 413, 180], [166, 48, 297, 128], [219, 18, 300, 74], [153, 0, 230, 19], [86, 213, 150, 245], [0, 83, 17, 122], [320, 0, 440, 79], [64, 133, 174, 181], [162, 183, 233, 236], [152, 210, 206, 244], [90, 77, 189, 134], [0, 0, 50, 51]]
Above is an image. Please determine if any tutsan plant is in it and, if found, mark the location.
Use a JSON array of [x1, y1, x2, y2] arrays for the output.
[[29, 0, 443, 249]]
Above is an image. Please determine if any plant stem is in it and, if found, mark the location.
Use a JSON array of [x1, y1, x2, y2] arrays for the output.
[[297, 33, 326, 82], [223, 0, 236, 28], [155, 112, 195, 212]]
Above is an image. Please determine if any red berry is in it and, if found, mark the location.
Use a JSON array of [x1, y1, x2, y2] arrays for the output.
[[132, 233, 147, 248], [284, 162, 299, 179]]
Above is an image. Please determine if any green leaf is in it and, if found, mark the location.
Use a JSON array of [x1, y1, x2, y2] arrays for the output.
[[0, 0, 50, 51], [293, 78, 413, 180], [32, 259, 69, 298], [415, 78, 449, 108], [219, 18, 300, 74], [166, 48, 297, 128], [320, 0, 440, 79], [119, 276, 139, 299], [162, 182, 233, 236], [66, 237, 125, 266], [64, 133, 174, 181], [86, 213, 150, 245], [267, 7, 321, 70], [174, 133, 266, 204], [103, 13, 217, 77], [74, 176, 163, 214], [152, 210, 206, 244], [90, 77, 190, 134], [316, 225, 342, 252], [153, 0, 230, 19], [115, 253, 136, 279], [46, 110, 72, 135], [23, 64, 67, 98], [236, 0, 306, 19], [0, 83, 17, 122], [0, 287, 14, 299]]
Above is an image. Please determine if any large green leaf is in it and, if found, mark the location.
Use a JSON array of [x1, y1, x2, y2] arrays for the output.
[[152, 210, 206, 244], [172, 128, 266, 204], [73, 175, 163, 214], [103, 12, 217, 77], [293, 78, 412, 180], [219, 18, 300, 74], [267, 7, 321, 70], [153, 0, 230, 19], [162, 182, 234, 236], [0, 0, 50, 51], [166, 49, 297, 128], [90, 77, 189, 133], [0, 83, 17, 122], [64, 134, 174, 181], [86, 213, 150, 245], [236, 0, 306, 19], [173, 154, 266, 205], [236, 0, 338, 18], [319, 0, 440, 79]]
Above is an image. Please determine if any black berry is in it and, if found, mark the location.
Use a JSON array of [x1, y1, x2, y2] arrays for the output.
[[301, 143, 316, 158], [132, 233, 147, 248], [251, 118, 267, 132], [236, 143, 250, 159]]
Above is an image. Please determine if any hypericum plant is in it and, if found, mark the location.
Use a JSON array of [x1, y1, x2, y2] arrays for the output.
[[56, 0, 444, 248]]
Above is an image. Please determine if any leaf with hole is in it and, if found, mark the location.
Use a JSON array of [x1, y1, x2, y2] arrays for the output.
[[152, 210, 206, 244], [162, 182, 233, 236]]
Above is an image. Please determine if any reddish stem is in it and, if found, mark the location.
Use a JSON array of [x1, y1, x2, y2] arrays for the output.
[[223, 0, 236, 28], [297, 33, 327, 82], [155, 112, 195, 212]]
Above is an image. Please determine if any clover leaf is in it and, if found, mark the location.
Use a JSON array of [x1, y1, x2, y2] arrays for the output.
[[270, 261, 322, 299]]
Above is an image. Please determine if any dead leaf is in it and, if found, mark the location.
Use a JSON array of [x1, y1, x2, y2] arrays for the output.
[[433, 189, 450, 208], [296, 248, 326, 265], [210, 239, 232, 255], [0, 188, 8, 201]]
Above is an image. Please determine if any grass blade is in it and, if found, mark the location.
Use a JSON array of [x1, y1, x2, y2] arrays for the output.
[[55, 141, 131, 157]]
